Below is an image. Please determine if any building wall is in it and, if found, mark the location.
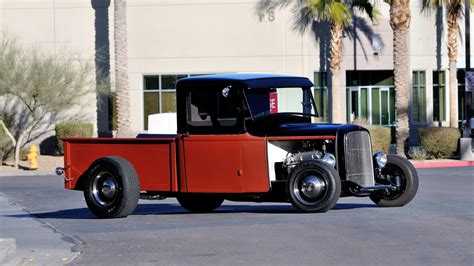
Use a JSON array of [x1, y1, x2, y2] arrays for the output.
[[1, 0, 472, 139], [0, 0, 100, 136]]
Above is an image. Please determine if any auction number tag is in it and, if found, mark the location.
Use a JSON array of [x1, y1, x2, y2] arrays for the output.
[[269, 92, 278, 114]]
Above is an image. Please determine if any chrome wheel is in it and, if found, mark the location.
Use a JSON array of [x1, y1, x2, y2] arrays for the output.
[[293, 174, 327, 206], [370, 155, 419, 207], [92, 171, 119, 207], [287, 161, 341, 213], [84, 157, 140, 219]]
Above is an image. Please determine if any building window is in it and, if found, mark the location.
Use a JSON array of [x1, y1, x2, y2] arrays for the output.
[[346, 70, 395, 126], [143, 74, 187, 130], [313, 72, 328, 122], [433, 70, 446, 122], [412, 71, 427, 123]]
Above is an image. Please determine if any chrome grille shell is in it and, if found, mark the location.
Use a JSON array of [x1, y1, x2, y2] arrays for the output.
[[344, 131, 375, 186]]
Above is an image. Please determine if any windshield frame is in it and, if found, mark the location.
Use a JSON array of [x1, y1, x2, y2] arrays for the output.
[[242, 86, 319, 121]]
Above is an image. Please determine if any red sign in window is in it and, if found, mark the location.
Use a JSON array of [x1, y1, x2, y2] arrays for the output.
[[269, 92, 278, 114]]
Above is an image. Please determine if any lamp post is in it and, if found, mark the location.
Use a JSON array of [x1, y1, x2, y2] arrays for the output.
[[465, 0, 471, 138], [461, 0, 472, 161]]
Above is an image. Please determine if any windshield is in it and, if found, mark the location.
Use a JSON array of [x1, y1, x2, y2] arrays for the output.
[[244, 87, 318, 119]]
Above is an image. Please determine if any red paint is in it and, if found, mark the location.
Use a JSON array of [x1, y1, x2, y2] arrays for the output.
[[63, 138, 176, 192], [64, 134, 335, 194], [181, 134, 269, 193], [240, 134, 269, 192]]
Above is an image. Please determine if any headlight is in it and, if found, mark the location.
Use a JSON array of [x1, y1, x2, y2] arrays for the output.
[[373, 151, 387, 168], [321, 153, 336, 168]]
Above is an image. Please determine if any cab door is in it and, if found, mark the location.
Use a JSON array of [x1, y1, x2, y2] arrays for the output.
[[181, 86, 244, 193], [182, 135, 243, 192]]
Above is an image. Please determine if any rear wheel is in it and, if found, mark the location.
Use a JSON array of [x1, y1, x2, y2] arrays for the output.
[[84, 156, 140, 218], [370, 155, 419, 207], [177, 194, 224, 213], [287, 161, 341, 213]]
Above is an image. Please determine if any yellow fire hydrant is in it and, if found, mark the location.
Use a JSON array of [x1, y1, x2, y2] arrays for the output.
[[27, 144, 38, 170]]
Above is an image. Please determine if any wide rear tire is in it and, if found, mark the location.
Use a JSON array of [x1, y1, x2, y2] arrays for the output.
[[287, 161, 341, 213], [83, 156, 140, 218], [370, 155, 419, 207]]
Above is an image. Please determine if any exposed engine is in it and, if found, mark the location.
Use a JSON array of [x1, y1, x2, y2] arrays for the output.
[[267, 139, 336, 183]]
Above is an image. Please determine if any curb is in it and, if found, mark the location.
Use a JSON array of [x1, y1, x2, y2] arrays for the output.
[[411, 160, 474, 169], [0, 238, 16, 264]]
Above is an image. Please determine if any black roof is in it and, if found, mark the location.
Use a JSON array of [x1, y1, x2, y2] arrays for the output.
[[176, 73, 314, 89]]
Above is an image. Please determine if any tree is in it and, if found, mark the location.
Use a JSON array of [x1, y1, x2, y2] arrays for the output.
[[114, 0, 132, 137], [0, 34, 96, 168], [258, 0, 378, 123], [422, 0, 474, 128], [387, 0, 411, 156]]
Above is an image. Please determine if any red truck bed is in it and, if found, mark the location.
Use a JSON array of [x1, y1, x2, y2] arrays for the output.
[[63, 137, 178, 192]]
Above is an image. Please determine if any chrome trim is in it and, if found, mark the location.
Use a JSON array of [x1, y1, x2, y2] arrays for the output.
[[359, 184, 396, 192], [92, 171, 118, 207], [373, 151, 388, 168], [293, 174, 327, 205], [321, 153, 336, 168], [344, 131, 375, 186]]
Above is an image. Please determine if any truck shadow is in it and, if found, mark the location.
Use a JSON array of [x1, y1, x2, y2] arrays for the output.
[[5, 203, 376, 220]]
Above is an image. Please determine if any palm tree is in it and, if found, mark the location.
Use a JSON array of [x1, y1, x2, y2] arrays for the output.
[[306, 0, 352, 123], [114, 0, 132, 137], [258, 0, 378, 123], [423, 0, 467, 128], [388, 0, 411, 155]]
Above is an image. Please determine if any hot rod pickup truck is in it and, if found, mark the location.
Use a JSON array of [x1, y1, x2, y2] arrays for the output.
[[57, 73, 418, 218]]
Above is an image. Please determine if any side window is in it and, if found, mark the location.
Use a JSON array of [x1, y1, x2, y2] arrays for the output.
[[187, 87, 241, 134]]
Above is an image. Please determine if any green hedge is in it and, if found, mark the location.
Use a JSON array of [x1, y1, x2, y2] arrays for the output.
[[418, 127, 460, 159], [366, 125, 391, 153], [352, 119, 391, 153], [55, 122, 93, 154]]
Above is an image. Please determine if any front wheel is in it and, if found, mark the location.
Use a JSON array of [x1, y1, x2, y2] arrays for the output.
[[177, 194, 224, 213], [83, 156, 140, 218], [370, 155, 419, 207], [287, 161, 341, 213]]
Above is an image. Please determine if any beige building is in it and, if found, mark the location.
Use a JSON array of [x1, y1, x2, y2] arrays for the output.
[[1, 0, 473, 144]]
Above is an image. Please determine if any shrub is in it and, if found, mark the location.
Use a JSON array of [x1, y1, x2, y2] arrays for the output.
[[408, 146, 427, 160], [352, 119, 391, 153], [418, 127, 460, 159], [366, 125, 391, 153], [0, 126, 8, 163], [19, 148, 28, 161], [55, 122, 93, 154]]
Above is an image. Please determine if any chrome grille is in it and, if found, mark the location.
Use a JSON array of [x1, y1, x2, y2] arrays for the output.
[[344, 131, 374, 186]]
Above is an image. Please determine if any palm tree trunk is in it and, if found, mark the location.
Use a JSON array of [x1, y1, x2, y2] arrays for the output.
[[390, 0, 411, 156], [393, 28, 410, 156], [447, 10, 459, 128], [330, 23, 343, 124], [114, 0, 132, 137]]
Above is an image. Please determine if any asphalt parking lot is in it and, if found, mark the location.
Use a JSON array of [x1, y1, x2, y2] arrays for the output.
[[0, 167, 473, 265]]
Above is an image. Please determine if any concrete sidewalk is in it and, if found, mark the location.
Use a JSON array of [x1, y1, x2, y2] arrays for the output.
[[410, 159, 474, 169], [0, 195, 79, 265]]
